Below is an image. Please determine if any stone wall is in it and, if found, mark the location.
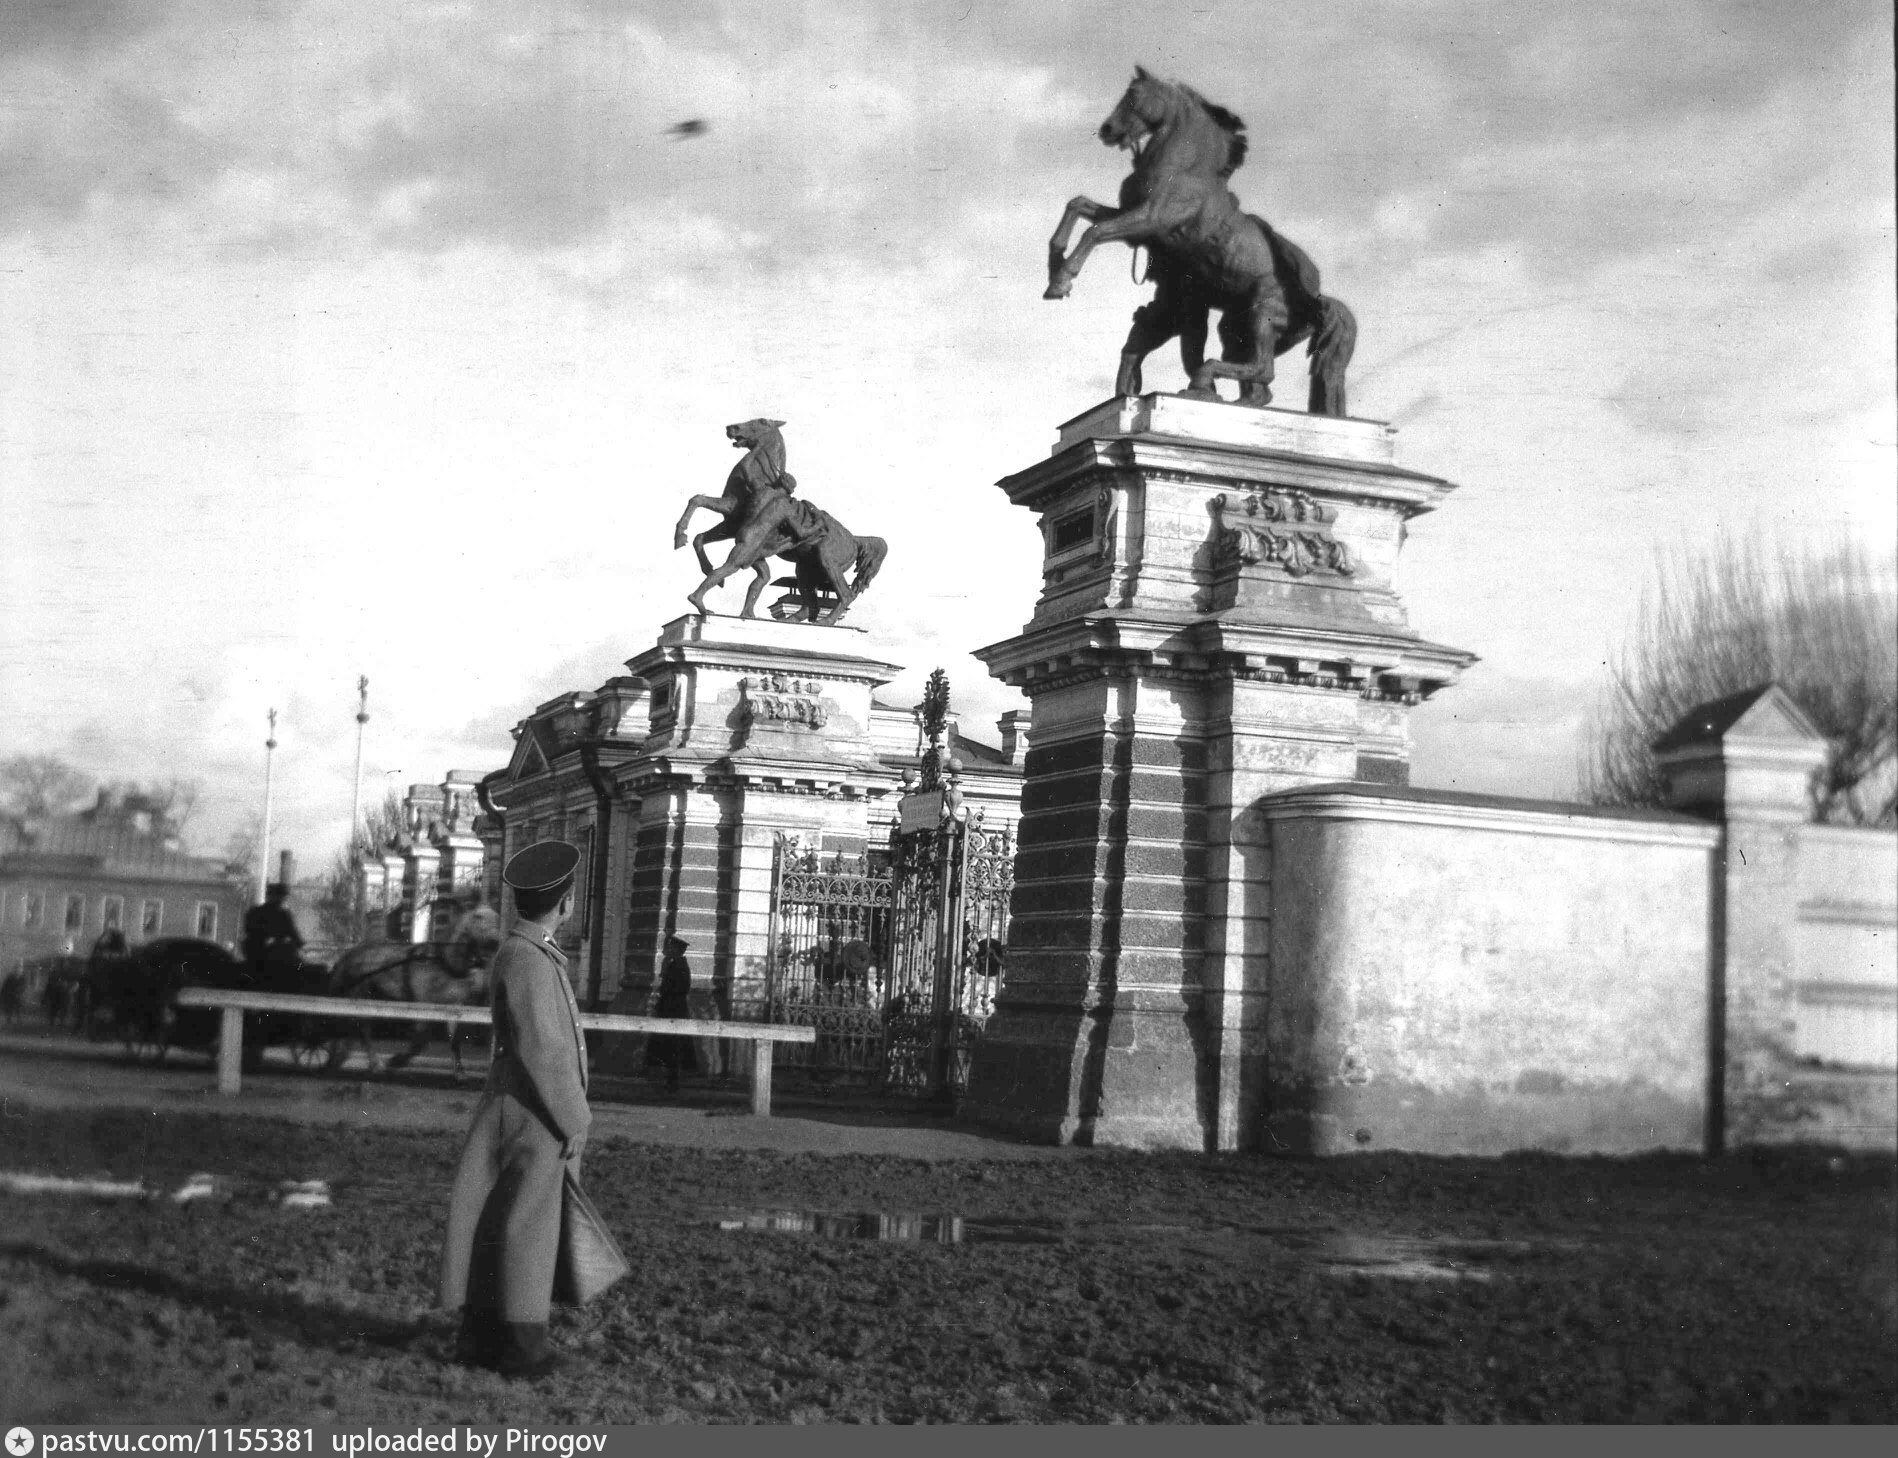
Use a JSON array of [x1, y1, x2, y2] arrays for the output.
[[1729, 820, 1898, 1150], [1792, 825, 1897, 1074], [1256, 786, 1720, 1157]]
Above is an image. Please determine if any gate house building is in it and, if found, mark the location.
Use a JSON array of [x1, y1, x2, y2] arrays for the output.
[[477, 613, 1024, 1022]]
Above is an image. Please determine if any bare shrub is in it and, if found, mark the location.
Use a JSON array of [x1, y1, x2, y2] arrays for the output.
[[1583, 536, 1897, 825]]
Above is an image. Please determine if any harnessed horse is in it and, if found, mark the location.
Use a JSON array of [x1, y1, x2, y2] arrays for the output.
[[324, 936, 489, 1078]]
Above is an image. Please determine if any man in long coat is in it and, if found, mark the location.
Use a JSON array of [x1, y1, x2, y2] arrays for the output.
[[241, 883, 303, 985], [439, 840, 590, 1378]]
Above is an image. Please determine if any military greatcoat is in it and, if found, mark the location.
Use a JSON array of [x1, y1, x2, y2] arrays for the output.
[[438, 923, 591, 1323]]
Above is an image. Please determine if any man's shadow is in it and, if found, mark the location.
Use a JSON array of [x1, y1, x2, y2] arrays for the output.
[[1, 1239, 432, 1356]]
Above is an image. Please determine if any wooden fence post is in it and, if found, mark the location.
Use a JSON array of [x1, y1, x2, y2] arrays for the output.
[[217, 1006, 244, 1096]]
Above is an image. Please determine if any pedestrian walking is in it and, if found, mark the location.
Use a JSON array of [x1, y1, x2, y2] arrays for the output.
[[438, 840, 622, 1377]]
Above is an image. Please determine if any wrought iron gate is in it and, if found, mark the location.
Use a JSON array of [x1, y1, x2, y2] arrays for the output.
[[765, 801, 1013, 1098]]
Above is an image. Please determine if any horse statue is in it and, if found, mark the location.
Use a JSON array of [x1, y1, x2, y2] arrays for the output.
[[673, 418, 887, 625], [324, 934, 489, 1078], [1044, 67, 1357, 415]]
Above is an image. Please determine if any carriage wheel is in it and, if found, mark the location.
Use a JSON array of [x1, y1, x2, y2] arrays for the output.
[[290, 1037, 334, 1070]]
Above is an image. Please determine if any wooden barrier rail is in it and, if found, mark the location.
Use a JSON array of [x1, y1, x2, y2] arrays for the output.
[[173, 987, 815, 1116]]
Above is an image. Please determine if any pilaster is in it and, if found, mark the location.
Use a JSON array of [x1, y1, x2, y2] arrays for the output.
[[1656, 684, 1830, 1149]]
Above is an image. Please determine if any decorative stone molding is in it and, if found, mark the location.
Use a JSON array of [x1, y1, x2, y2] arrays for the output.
[[1210, 490, 1354, 578], [738, 673, 829, 730]]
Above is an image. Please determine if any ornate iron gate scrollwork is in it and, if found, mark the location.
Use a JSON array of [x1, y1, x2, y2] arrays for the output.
[[764, 808, 1013, 1098], [764, 841, 890, 1084]]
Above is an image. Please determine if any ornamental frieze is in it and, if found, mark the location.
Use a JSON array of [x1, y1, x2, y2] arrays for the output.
[[1210, 490, 1355, 578], [739, 673, 829, 729]]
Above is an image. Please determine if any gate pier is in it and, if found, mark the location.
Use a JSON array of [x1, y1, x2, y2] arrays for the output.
[[964, 395, 1475, 1151], [484, 614, 905, 1043]]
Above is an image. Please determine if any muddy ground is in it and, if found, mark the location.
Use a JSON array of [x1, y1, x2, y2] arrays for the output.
[[1, 1074, 1895, 1423]]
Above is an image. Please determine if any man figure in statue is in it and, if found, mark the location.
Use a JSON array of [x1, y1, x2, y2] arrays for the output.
[[439, 840, 591, 1379], [242, 882, 304, 986]]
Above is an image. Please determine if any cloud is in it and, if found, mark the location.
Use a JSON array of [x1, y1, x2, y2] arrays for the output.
[[0, 0, 157, 58], [4, 0, 1885, 305], [1410, 670, 1591, 801], [1, 0, 1890, 869]]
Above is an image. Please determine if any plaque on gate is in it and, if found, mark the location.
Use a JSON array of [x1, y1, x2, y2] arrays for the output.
[[898, 789, 944, 834]]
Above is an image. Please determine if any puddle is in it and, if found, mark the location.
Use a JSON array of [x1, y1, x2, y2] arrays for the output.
[[0, 1171, 150, 1200], [707, 1208, 1525, 1278], [0, 1169, 333, 1210], [1308, 1233, 1503, 1282], [708, 1209, 1061, 1245]]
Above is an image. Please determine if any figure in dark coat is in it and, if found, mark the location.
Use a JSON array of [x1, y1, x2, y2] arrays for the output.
[[438, 841, 590, 1379], [647, 935, 697, 1092], [242, 883, 303, 985]]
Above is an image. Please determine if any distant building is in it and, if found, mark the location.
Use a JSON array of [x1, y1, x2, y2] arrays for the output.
[[355, 770, 491, 949], [0, 789, 249, 978]]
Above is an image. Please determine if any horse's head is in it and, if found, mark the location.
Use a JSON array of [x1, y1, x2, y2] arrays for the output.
[[1099, 66, 1173, 160], [726, 418, 785, 452], [1101, 66, 1248, 177], [725, 418, 788, 490]]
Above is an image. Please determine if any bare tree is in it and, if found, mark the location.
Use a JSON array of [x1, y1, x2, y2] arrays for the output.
[[147, 778, 203, 834], [0, 755, 93, 820], [1583, 536, 1898, 825], [314, 788, 407, 948], [222, 819, 262, 887]]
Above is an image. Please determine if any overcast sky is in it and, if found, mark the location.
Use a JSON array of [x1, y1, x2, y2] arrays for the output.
[[2, 0, 1892, 870]]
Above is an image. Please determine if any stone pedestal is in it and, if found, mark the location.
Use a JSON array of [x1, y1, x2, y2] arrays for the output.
[[964, 395, 1475, 1151]]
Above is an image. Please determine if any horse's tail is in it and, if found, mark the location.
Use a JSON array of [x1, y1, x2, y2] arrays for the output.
[[851, 537, 888, 594], [1306, 296, 1356, 418]]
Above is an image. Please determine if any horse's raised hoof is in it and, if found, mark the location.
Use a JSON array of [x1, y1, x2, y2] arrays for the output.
[[1043, 281, 1072, 301], [673, 529, 689, 549]]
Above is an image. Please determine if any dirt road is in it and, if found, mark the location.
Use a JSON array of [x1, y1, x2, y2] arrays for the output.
[[2, 1034, 1894, 1423]]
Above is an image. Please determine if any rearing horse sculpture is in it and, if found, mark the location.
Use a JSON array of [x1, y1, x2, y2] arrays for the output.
[[673, 419, 886, 625], [1045, 67, 1357, 415]]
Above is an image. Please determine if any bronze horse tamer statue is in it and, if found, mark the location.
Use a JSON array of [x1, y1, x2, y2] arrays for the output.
[[674, 419, 886, 625], [1045, 67, 1357, 415]]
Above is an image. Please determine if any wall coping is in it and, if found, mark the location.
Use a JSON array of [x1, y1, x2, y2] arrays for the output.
[[1799, 822, 1898, 851], [1254, 781, 1722, 848]]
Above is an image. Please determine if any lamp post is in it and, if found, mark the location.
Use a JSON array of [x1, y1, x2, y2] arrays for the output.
[[257, 708, 278, 907], [351, 676, 369, 936]]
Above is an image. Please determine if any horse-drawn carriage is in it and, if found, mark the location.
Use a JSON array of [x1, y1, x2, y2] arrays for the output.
[[88, 936, 333, 1067]]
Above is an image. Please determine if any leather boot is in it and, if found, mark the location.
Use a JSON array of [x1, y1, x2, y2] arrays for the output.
[[453, 1307, 501, 1367], [494, 1321, 564, 1379]]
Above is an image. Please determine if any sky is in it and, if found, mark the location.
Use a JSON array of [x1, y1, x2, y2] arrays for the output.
[[2, 0, 1893, 871]]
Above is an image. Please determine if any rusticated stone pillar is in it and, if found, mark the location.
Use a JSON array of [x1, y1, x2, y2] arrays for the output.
[[965, 394, 1474, 1151]]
